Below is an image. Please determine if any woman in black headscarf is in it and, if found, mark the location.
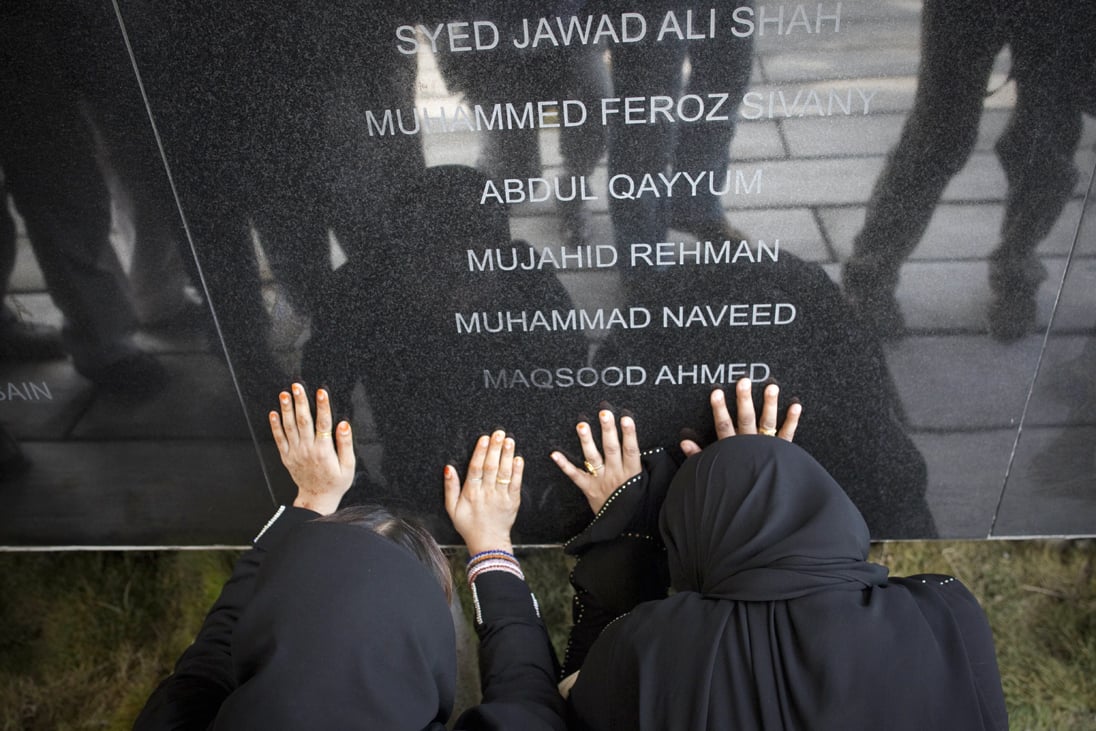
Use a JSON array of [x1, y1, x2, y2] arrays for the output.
[[552, 378, 1008, 730], [135, 383, 565, 730]]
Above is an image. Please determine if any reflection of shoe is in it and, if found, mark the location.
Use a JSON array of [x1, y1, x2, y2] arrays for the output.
[[988, 253, 1046, 342], [842, 259, 905, 341], [0, 426, 30, 481], [987, 292, 1037, 342], [0, 314, 66, 362], [139, 299, 212, 337], [476, 133, 542, 180], [78, 352, 168, 401], [558, 198, 591, 247]]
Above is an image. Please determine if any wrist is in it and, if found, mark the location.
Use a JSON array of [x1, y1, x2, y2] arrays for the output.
[[464, 535, 514, 556], [466, 548, 524, 586], [293, 493, 341, 516]]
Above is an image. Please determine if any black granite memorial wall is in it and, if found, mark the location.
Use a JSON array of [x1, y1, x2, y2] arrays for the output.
[[1, 0, 1093, 546]]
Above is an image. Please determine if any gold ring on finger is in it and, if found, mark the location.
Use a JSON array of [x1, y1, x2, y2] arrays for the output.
[[759, 427, 777, 437], [497, 476, 511, 485], [584, 460, 603, 475], [316, 431, 333, 438]]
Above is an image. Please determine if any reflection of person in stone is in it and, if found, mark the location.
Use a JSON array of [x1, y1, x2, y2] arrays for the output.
[[592, 253, 937, 538], [550, 382, 1008, 731], [0, 179, 65, 363], [122, 1, 426, 410], [433, 5, 610, 247], [134, 384, 565, 730], [844, 0, 1096, 341], [0, 5, 166, 397], [302, 166, 588, 529], [602, 0, 756, 256]]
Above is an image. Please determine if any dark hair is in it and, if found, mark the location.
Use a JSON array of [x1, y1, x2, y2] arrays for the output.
[[315, 505, 453, 603]]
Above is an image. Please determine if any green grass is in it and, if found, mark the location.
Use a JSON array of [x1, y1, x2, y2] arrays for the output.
[[1, 541, 1093, 730]]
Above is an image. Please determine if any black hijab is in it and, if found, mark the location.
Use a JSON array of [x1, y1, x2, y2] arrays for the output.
[[569, 437, 1007, 730], [211, 522, 456, 731]]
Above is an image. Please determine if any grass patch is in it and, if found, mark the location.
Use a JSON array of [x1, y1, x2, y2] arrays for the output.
[[2, 541, 1093, 729]]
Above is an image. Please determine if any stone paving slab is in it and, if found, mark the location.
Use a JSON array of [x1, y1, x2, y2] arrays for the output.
[[915, 429, 1016, 538], [758, 46, 922, 82], [1072, 183, 1096, 257], [71, 353, 250, 440], [992, 425, 1096, 537], [731, 120, 787, 160], [0, 360, 94, 440], [730, 152, 1009, 209], [782, 109, 1017, 158], [1024, 335, 1096, 427], [884, 334, 1044, 430], [754, 18, 920, 56], [820, 200, 1087, 261], [0, 440, 276, 546], [1052, 258, 1096, 332], [820, 258, 1068, 334]]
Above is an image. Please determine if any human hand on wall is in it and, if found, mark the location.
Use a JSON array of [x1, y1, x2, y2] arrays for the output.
[[269, 383, 355, 516], [444, 430, 523, 555], [551, 406, 643, 514], [680, 377, 802, 456]]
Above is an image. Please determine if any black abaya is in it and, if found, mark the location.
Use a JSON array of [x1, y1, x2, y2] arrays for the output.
[[135, 508, 565, 731], [568, 437, 1007, 731]]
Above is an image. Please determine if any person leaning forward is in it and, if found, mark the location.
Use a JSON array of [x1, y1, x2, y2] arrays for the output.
[[553, 378, 1008, 731], [134, 384, 565, 731]]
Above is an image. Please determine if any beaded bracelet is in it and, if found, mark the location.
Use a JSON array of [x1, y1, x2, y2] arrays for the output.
[[469, 547, 515, 565], [467, 555, 525, 585]]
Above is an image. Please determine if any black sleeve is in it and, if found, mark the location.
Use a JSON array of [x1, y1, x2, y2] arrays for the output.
[[132, 507, 318, 731], [452, 571, 567, 731], [559, 449, 678, 677], [899, 575, 1009, 730]]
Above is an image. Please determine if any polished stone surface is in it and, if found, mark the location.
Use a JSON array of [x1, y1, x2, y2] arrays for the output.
[[1, 0, 1093, 545]]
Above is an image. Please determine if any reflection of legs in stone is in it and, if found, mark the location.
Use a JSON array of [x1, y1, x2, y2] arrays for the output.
[[83, 61, 203, 331], [987, 13, 1086, 341], [844, 0, 1003, 338], [185, 208, 284, 413], [593, 256, 936, 537], [555, 46, 610, 247], [477, 128, 541, 180], [439, 42, 608, 247], [0, 188, 64, 361], [252, 190, 333, 325], [608, 38, 687, 258], [1, 112, 166, 397], [1030, 328, 1096, 497], [669, 6, 755, 243]]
